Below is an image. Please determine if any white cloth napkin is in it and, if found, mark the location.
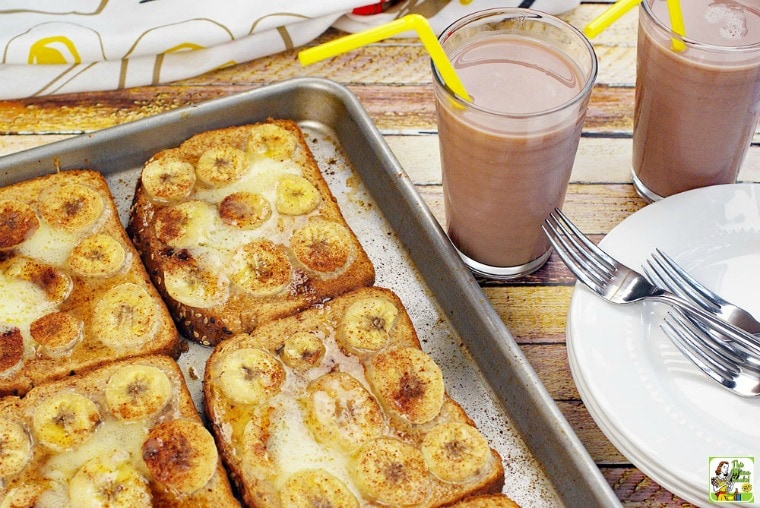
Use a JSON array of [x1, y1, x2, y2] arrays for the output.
[[0, 0, 580, 99]]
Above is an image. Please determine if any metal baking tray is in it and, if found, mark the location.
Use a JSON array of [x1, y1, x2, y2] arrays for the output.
[[0, 78, 619, 507]]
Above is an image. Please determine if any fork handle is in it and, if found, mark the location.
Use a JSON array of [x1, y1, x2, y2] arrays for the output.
[[653, 292, 760, 355]]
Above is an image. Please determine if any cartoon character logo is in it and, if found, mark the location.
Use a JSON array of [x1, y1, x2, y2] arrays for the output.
[[709, 457, 754, 503]]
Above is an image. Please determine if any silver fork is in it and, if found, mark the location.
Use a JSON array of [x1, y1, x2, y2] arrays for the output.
[[643, 248, 760, 335], [661, 309, 760, 396], [542, 208, 760, 359]]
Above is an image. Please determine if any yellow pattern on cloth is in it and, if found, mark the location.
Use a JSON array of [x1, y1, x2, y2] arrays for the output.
[[0, 0, 579, 99]]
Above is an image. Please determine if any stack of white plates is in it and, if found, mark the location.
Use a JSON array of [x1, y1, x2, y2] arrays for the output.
[[567, 184, 760, 507]]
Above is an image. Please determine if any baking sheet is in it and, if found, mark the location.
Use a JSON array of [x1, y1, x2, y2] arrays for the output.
[[0, 78, 619, 507]]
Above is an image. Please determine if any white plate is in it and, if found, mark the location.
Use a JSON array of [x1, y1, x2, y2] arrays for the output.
[[567, 184, 760, 507]]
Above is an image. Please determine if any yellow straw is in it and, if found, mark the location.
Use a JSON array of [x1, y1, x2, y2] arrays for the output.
[[583, 0, 686, 51], [583, 0, 641, 39], [299, 14, 471, 102], [666, 0, 687, 51]]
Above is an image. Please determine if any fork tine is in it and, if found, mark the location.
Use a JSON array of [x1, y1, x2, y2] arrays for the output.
[[661, 313, 739, 389], [542, 214, 607, 291], [551, 208, 617, 273], [651, 249, 720, 313]]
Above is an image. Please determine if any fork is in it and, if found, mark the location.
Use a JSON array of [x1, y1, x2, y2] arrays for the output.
[[643, 248, 760, 335], [661, 309, 760, 397], [542, 208, 760, 359]]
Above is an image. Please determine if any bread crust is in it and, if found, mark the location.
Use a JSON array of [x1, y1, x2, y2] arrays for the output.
[[204, 286, 505, 507], [128, 120, 375, 346], [0, 355, 240, 506], [0, 170, 180, 397]]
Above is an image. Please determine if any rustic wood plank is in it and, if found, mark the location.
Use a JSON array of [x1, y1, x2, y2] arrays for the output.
[[600, 467, 697, 507], [483, 287, 573, 344]]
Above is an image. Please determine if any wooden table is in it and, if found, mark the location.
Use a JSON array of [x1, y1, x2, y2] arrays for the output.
[[2, 3, 756, 506]]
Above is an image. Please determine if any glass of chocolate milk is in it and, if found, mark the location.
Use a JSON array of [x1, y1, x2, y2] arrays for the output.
[[632, 0, 760, 202], [433, 9, 597, 279]]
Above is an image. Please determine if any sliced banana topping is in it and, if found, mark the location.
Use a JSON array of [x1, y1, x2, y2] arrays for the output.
[[196, 146, 249, 187], [105, 364, 174, 421], [32, 392, 101, 451], [291, 219, 353, 274], [0, 328, 24, 377], [219, 191, 272, 230], [275, 175, 321, 216], [141, 158, 196, 203], [280, 331, 325, 370], [0, 482, 54, 508], [366, 346, 445, 425], [230, 240, 291, 297], [68, 234, 127, 277], [279, 469, 359, 508], [142, 419, 218, 496], [92, 283, 160, 349], [5, 257, 73, 305], [0, 199, 39, 250], [38, 183, 104, 233], [246, 123, 297, 162], [337, 297, 399, 354], [153, 200, 217, 249], [30, 311, 84, 358], [420, 422, 491, 484], [0, 418, 32, 478], [218, 348, 285, 406], [163, 257, 230, 309], [68, 453, 152, 508], [351, 437, 431, 506], [305, 372, 385, 453]]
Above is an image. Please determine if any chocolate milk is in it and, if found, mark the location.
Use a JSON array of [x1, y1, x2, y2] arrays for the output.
[[436, 31, 594, 273], [632, 0, 760, 200]]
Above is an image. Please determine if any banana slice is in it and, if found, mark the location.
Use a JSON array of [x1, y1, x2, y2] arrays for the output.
[[420, 422, 491, 484], [69, 453, 151, 507], [32, 392, 101, 451], [5, 257, 72, 305], [0, 418, 31, 478], [105, 364, 174, 421], [1, 482, 56, 508], [68, 234, 127, 277], [0, 199, 39, 249], [0, 328, 24, 377], [305, 372, 385, 453], [142, 419, 218, 496], [163, 256, 230, 309], [219, 191, 272, 230], [279, 469, 359, 508], [275, 175, 321, 216], [38, 183, 104, 233], [246, 123, 297, 162], [280, 331, 325, 370], [30, 311, 84, 358], [366, 346, 445, 425], [153, 200, 216, 249], [91, 283, 160, 349], [141, 158, 196, 203], [218, 348, 285, 406], [337, 297, 399, 354], [290, 219, 353, 274], [230, 240, 291, 297], [351, 437, 431, 506], [196, 147, 248, 187]]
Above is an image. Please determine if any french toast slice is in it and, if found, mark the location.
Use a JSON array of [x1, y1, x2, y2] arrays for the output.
[[204, 286, 505, 507], [0, 169, 180, 397], [128, 119, 375, 346], [0, 355, 239, 507]]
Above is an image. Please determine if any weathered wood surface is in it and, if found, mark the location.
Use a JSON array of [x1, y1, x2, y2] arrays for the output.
[[0, 3, 736, 506]]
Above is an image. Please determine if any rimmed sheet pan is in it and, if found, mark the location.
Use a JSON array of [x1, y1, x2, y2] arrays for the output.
[[0, 78, 619, 507]]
